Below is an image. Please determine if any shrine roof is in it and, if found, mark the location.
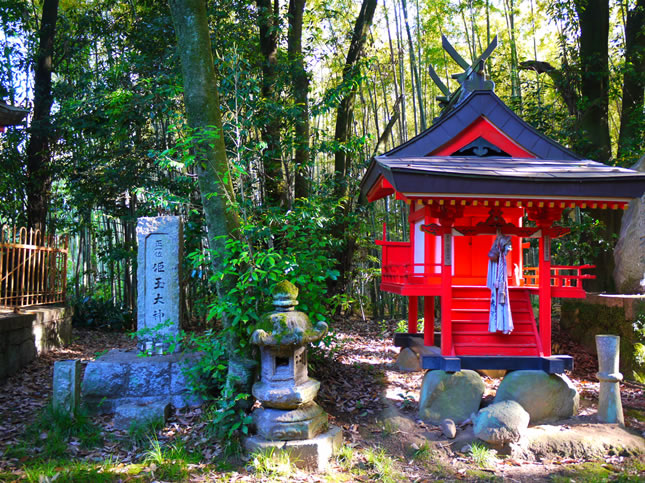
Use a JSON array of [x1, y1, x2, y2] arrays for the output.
[[361, 156, 645, 201], [383, 91, 580, 160], [0, 101, 28, 126]]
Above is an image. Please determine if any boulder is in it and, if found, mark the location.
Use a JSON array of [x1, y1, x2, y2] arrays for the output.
[[396, 347, 421, 372], [494, 370, 579, 424], [473, 400, 530, 445], [418, 370, 484, 424], [613, 155, 645, 293]]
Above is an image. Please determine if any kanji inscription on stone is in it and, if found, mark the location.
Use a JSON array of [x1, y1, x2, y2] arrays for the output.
[[136, 216, 183, 354]]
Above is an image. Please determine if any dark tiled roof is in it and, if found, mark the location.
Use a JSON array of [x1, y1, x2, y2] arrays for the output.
[[382, 91, 581, 161], [360, 156, 645, 200], [0, 101, 28, 126]]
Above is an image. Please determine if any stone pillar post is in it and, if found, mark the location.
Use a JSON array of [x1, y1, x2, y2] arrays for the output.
[[53, 360, 81, 416], [595, 334, 624, 425]]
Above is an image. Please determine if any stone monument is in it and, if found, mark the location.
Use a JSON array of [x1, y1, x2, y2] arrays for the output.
[[596, 334, 624, 425], [82, 216, 200, 429], [244, 281, 342, 471], [136, 216, 183, 354]]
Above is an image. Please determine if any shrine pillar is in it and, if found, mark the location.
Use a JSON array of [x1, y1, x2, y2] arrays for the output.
[[538, 234, 551, 356], [529, 206, 562, 357], [424, 296, 434, 346], [408, 296, 418, 333]]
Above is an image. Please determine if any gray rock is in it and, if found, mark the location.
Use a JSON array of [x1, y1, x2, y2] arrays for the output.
[[473, 400, 530, 445], [613, 155, 645, 293], [396, 348, 421, 372], [52, 360, 81, 415], [441, 418, 457, 439], [114, 401, 170, 430], [494, 370, 579, 424], [418, 370, 485, 424]]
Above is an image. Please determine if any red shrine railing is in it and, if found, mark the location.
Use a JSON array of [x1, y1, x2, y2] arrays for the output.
[[522, 265, 595, 297], [378, 240, 595, 298]]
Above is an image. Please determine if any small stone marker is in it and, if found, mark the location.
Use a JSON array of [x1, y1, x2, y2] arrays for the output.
[[596, 335, 624, 425], [136, 216, 183, 354], [53, 360, 81, 416]]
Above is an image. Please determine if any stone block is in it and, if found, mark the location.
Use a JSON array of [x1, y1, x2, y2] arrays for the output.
[[9, 327, 29, 345], [244, 425, 343, 472], [170, 356, 200, 395], [494, 370, 579, 424], [172, 393, 202, 409], [114, 401, 170, 430], [253, 402, 328, 441], [473, 400, 530, 445], [253, 378, 320, 410], [19, 339, 37, 365], [82, 362, 128, 397], [126, 362, 170, 397], [53, 360, 81, 415], [418, 370, 485, 424]]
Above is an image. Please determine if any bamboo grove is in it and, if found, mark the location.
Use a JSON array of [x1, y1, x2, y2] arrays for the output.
[[0, 0, 642, 328]]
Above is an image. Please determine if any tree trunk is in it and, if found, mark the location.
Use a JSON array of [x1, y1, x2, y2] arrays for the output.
[[617, 0, 645, 166], [330, 0, 378, 293], [256, 0, 286, 206], [574, 0, 611, 163], [26, 0, 59, 235], [167, 0, 253, 399], [288, 0, 310, 199], [333, 0, 378, 200]]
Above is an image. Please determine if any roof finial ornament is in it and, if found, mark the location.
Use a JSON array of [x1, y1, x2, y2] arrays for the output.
[[428, 35, 498, 119]]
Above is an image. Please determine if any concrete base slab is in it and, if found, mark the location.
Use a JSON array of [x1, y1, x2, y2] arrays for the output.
[[244, 425, 343, 472], [81, 349, 202, 414], [114, 401, 170, 430]]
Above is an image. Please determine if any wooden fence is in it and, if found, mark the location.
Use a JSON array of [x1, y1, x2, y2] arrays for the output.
[[0, 225, 68, 308]]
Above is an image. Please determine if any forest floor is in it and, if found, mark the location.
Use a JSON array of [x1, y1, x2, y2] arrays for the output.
[[0, 317, 644, 482]]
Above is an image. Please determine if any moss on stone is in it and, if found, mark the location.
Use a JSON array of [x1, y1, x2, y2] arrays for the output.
[[273, 280, 298, 299]]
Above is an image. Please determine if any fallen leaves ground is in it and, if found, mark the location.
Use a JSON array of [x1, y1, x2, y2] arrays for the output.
[[0, 318, 643, 482]]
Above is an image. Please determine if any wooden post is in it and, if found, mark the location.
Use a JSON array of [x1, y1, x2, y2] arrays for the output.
[[424, 295, 434, 346], [408, 295, 418, 333], [441, 231, 453, 355], [539, 235, 552, 356]]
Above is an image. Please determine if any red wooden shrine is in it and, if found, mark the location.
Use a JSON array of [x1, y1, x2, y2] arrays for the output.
[[360, 38, 645, 373]]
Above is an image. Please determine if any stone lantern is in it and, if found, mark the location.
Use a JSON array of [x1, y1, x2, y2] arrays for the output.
[[245, 280, 342, 470]]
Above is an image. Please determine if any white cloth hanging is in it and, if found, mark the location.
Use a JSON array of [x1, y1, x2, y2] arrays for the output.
[[487, 235, 514, 334]]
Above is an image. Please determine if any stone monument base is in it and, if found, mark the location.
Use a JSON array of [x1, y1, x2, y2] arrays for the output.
[[81, 349, 202, 428], [244, 425, 343, 472]]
